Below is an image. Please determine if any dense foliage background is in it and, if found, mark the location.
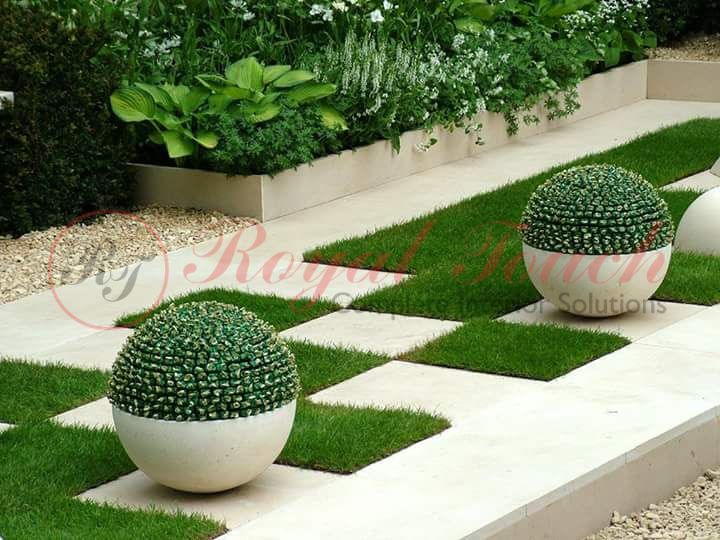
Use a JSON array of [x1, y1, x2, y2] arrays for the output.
[[0, 0, 133, 236], [2, 0, 705, 235]]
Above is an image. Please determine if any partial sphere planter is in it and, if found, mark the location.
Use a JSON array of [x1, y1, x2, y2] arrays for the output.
[[520, 164, 675, 318], [109, 301, 301, 493], [112, 401, 296, 493], [675, 187, 720, 256], [522, 243, 671, 317]]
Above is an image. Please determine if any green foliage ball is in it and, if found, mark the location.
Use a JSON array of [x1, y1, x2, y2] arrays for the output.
[[109, 302, 300, 422], [521, 164, 674, 255]]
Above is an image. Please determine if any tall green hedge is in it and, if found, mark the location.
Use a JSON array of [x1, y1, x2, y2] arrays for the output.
[[648, 0, 720, 43], [0, 1, 133, 236]]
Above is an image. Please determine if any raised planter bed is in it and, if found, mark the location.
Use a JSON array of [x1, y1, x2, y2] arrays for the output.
[[135, 61, 650, 221]]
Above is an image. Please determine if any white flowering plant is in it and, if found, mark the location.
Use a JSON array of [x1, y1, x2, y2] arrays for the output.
[[30, 0, 660, 174]]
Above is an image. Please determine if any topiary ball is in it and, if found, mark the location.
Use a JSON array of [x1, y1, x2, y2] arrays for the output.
[[109, 301, 300, 422], [521, 164, 674, 255]]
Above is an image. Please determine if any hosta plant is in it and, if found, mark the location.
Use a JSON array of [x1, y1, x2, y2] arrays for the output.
[[109, 302, 300, 422], [521, 164, 674, 255], [110, 56, 346, 163]]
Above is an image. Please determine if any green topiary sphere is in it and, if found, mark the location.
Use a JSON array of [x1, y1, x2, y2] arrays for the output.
[[520, 164, 674, 255], [109, 302, 300, 422]]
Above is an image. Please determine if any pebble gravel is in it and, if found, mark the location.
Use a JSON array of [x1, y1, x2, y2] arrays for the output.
[[650, 34, 720, 62], [587, 470, 720, 540], [0, 207, 257, 304]]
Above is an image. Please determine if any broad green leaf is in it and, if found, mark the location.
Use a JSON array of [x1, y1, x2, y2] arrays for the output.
[[222, 86, 262, 102], [110, 87, 156, 122], [272, 70, 316, 88], [134, 83, 175, 111], [154, 109, 183, 130], [263, 65, 291, 85], [195, 74, 233, 92], [208, 94, 233, 114], [193, 130, 219, 149], [318, 104, 348, 130], [225, 57, 264, 91], [247, 102, 282, 123], [604, 46, 621, 67], [286, 83, 337, 104], [467, 3, 496, 20], [260, 92, 283, 104], [454, 17, 485, 33], [161, 130, 195, 158], [161, 84, 190, 111], [181, 87, 210, 115]]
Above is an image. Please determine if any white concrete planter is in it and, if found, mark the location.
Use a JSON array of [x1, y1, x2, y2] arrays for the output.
[[135, 61, 649, 221], [522, 243, 672, 318], [112, 400, 296, 493], [675, 187, 720, 256]]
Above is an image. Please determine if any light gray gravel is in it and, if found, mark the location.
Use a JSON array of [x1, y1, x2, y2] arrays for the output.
[[650, 34, 720, 62], [587, 470, 720, 540], [0, 207, 257, 304]]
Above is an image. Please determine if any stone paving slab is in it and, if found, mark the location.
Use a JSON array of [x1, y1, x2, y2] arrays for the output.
[[53, 398, 113, 429], [279, 310, 462, 356], [33, 328, 132, 371], [78, 466, 338, 530], [499, 299, 706, 341], [2, 100, 719, 360], [309, 360, 543, 423], [222, 350, 720, 540], [638, 304, 720, 355], [663, 169, 720, 191]]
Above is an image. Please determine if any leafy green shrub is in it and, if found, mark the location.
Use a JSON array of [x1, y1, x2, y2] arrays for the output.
[[202, 108, 342, 176], [0, 1, 132, 236], [112, 56, 345, 169], [647, 0, 720, 43], [521, 165, 674, 255], [109, 302, 300, 421]]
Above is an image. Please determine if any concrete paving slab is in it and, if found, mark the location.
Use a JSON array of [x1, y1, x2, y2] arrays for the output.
[[279, 310, 461, 356], [663, 170, 720, 192], [78, 466, 338, 529], [499, 299, 706, 341], [33, 328, 132, 371], [309, 360, 543, 423], [638, 304, 720, 355], [53, 398, 113, 429], [222, 379, 720, 540]]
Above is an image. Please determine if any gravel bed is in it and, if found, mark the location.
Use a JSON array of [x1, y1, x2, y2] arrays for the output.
[[587, 470, 720, 540], [650, 34, 720, 62], [0, 207, 257, 304]]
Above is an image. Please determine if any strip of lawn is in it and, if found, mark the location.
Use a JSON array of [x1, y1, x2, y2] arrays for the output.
[[0, 422, 223, 540], [115, 287, 341, 329], [1, 350, 445, 536], [0, 359, 109, 424], [304, 119, 720, 378]]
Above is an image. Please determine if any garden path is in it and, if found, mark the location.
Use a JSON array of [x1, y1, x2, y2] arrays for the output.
[[3, 98, 720, 539]]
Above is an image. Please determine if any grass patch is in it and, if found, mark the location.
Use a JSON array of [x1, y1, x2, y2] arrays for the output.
[[279, 400, 449, 473], [0, 359, 109, 424], [0, 422, 222, 539], [290, 341, 389, 396], [115, 287, 340, 329], [403, 320, 630, 381], [303, 119, 720, 378]]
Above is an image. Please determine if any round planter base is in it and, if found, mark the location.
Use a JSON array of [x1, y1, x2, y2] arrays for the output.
[[112, 401, 296, 493], [522, 243, 672, 318]]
